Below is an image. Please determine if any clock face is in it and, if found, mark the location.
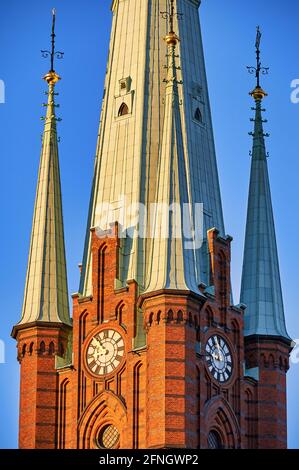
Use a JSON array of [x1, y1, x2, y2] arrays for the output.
[[205, 335, 233, 383], [86, 329, 125, 376]]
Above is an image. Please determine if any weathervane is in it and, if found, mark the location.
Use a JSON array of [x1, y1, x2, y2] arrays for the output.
[[160, 0, 183, 35], [41, 9, 64, 85], [247, 26, 269, 100]]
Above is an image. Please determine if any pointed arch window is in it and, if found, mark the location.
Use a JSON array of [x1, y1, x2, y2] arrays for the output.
[[39, 341, 46, 354], [208, 430, 223, 449], [194, 107, 202, 123], [118, 102, 129, 117], [49, 342, 55, 355]]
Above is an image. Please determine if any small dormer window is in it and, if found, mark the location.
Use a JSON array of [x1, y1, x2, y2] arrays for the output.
[[194, 107, 202, 123], [118, 103, 129, 117], [115, 78, 133, 118]]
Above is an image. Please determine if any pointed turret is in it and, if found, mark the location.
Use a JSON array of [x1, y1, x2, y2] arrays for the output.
[[12, 10, 72, 449], [240, 27, 289, 339], [13, 9, 70, 331], [145, 3, 199, 293]]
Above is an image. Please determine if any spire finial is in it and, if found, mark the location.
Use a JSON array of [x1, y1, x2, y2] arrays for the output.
[[161, 0, 182, 46], [41, 8, 64, 85], [50, 8, 57, 72], [169, 0, 175, 33], [247, 26, 269, 100]]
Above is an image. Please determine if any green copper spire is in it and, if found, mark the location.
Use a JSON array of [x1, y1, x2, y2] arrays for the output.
[[240, 27, 289, 339], [15, 10, 70, 328]]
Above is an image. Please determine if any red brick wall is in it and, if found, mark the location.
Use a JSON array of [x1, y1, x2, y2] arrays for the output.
[[15, 225, 289, 449], [14, 324, 69, 448], [245, 337, 290, 448]]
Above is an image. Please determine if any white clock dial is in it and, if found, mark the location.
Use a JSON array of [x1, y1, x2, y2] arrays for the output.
[[86, 329, 125, 376], [205, 335, 233, 383]]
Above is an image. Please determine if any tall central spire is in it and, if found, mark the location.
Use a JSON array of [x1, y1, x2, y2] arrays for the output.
[[240, 27, 289, 339], [79, 0, 225, 297], [15, 10, 70, 327]]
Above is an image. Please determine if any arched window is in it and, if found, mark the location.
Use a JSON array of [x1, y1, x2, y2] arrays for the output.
[[177, 310, 183, 323], [232, 320, 240, 349], [208, 430, 223, 449], [115, 301, 125, 324], [245, 389, 254, 449], [167, 310, 174, 322], [49, 342, 55, 355], [194, 107, 202, 123], [39, 341, 46, 354], [29, 342, 34, 355], [206, 308, 214, 328], [118, 102, 129, 117], [219, 250, 228, 324]]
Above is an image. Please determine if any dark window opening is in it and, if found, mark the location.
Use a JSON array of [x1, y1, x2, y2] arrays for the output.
[[194, 107, 202, 122], [118, 103, 129, 117]]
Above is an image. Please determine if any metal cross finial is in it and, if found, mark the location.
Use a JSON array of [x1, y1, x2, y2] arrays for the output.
[[41, 8, 64, 72], [247, 26, 269, 88], [160, 0, 183, 34]]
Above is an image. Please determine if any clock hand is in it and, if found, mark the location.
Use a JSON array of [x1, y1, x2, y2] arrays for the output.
[[94, 338, 107, 355], [207, 351, 220, 361], [215, 337, 223, 361]]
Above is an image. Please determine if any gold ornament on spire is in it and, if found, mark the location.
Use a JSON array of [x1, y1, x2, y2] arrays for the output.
[[41, 8, 64, 85], [161, 0, 182, 46], [247, 26, 269, 101]]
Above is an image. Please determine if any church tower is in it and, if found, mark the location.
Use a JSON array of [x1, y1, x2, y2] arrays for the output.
[[13, 3, 291, 450], [12, 10, 72, 448], [58, 0, 252, 449], [240, 28, 292, 448]]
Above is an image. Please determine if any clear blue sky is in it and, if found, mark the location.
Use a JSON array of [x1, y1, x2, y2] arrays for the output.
[[0, 0, 298, 449]]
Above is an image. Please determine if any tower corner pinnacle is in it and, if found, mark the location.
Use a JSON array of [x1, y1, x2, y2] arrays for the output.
[[14, 8, 70, 331], [241, 26, 290, 341]]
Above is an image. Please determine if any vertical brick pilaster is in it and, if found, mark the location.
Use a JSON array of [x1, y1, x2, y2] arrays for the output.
[[140, 291, 204, 449]]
